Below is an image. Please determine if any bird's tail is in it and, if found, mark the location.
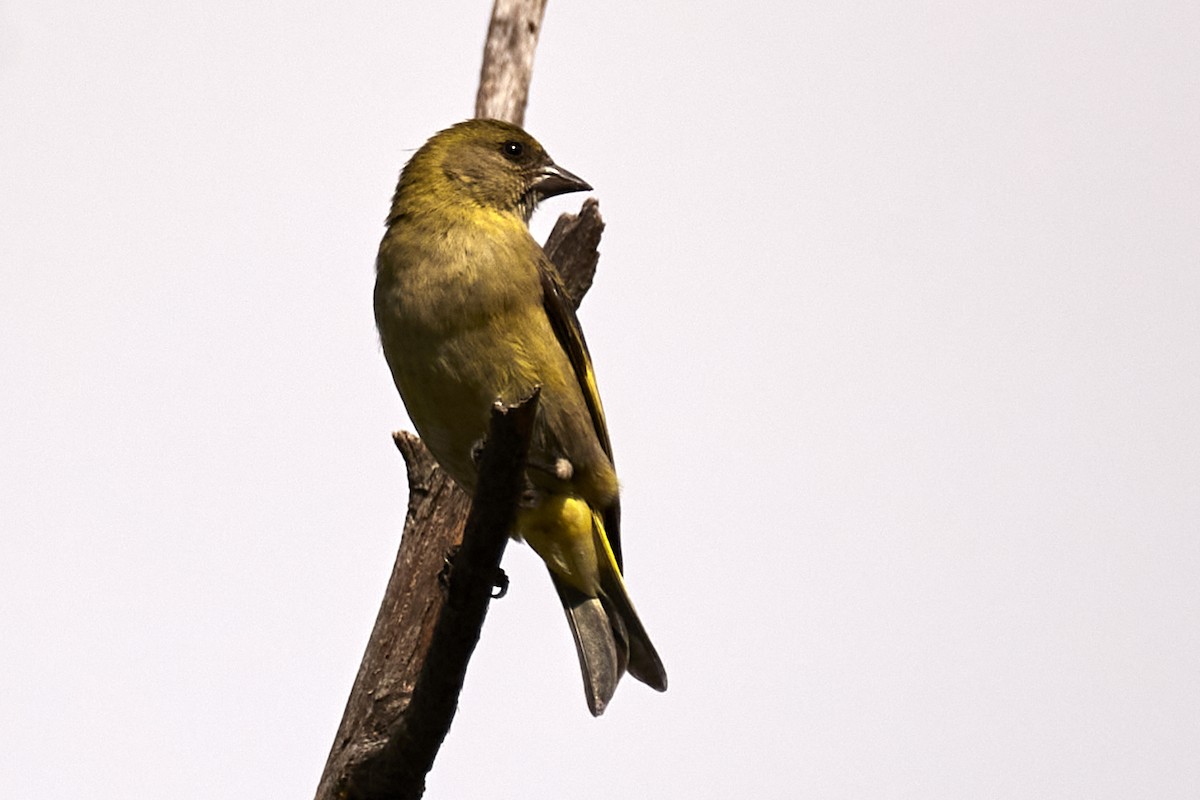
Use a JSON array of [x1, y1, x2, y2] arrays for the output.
[[550, 510, 667, 716]]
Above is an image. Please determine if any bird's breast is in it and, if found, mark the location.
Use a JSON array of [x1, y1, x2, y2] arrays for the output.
[[374, 219, 547, 486]]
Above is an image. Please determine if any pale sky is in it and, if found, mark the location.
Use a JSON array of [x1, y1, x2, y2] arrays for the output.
[[2, 1, 1198, 797]]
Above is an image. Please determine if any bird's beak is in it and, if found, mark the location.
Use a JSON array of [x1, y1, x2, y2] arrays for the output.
[[532, 162, 592, 199]]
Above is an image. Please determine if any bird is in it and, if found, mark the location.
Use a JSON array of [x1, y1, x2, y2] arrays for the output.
[[373, 118, 667, 715]]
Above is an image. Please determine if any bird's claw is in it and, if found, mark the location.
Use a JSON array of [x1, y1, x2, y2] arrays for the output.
[[438, 546, 508, 599], [491, 568, 509, 599]]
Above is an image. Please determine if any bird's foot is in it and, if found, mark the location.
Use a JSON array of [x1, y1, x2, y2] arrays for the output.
[[438, 544, 508, 599], [491, 568, 509, 599]]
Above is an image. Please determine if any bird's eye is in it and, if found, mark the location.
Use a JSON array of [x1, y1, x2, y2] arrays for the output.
[[502, 140, 524, 160]]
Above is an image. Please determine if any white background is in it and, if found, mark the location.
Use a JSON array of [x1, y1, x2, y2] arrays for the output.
[[2, 1, 1198, 797]]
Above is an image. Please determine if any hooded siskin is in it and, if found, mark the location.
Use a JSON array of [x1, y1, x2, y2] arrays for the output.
[[374, 118, 666, 715]]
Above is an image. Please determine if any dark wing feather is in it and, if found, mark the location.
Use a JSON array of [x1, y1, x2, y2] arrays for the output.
[[537, 256, 623, 570]]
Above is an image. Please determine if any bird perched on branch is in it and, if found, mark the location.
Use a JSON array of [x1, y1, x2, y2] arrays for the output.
[[374, 118, 667, 715]]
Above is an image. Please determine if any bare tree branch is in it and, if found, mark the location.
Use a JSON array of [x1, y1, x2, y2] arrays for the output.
[[316, 2, 610, 797], [314, 433, 470, 800], [315, 216, 603, 795], [315, 395, 539, 800], [543, 197, 605, 310], [475, 0, 549, 125]]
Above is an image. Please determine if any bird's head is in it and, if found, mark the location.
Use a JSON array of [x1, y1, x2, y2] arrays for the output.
[[396, 119, 591, 222]]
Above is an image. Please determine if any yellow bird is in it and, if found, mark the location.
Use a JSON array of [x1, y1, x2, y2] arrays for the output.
[[374, 119, 667, 714]]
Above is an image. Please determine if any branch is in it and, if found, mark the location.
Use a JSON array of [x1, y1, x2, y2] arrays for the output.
[[314, 395, 540, 800], [313, 434, 467, 800], [543, 197, 606, 310], [314, 211, 602, 797], [316, 1, 610, 796], [475, 0, 549, 125]]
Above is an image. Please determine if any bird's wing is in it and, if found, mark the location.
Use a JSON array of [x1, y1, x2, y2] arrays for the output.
[[537, 255, 623, 569]]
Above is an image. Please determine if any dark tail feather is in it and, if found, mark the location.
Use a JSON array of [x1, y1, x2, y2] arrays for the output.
[[596, 566, 668, 692], [550, 511, 667, 715], [552, 576, 624, 716], [590, 510, 668, 693]]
